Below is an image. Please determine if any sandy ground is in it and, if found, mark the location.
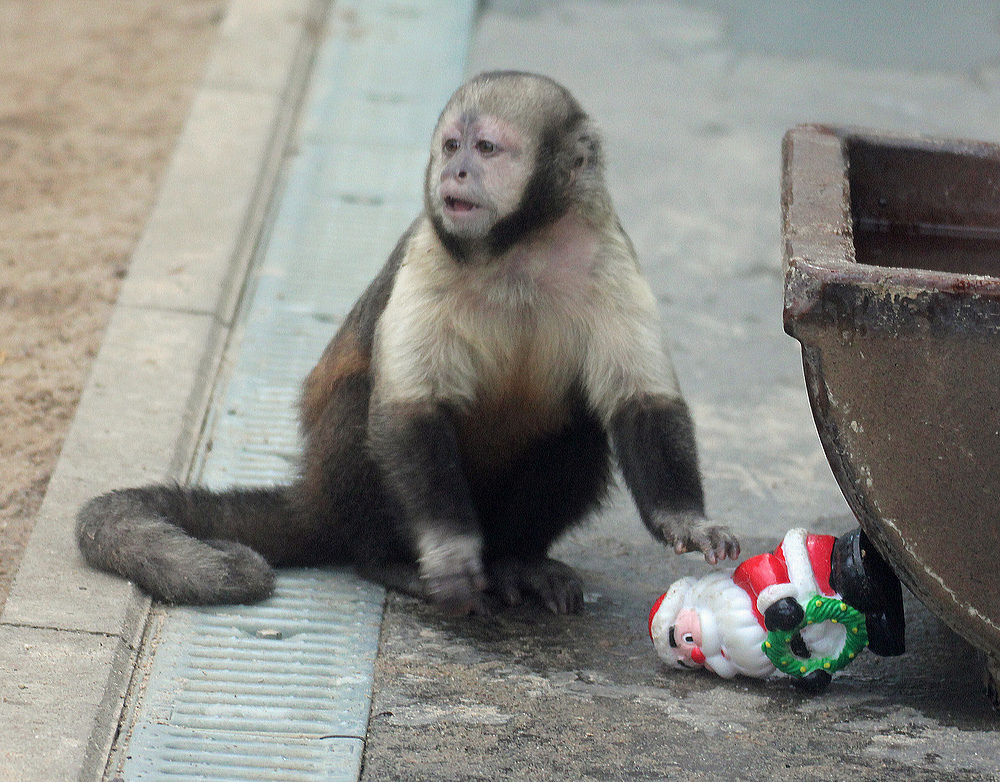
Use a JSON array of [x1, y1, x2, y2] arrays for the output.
[[0, 0, 226, 611]]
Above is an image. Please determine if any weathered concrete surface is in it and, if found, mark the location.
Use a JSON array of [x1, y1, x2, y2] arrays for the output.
[[365, 533, 997, 782], [362, 2, 1000, 779]]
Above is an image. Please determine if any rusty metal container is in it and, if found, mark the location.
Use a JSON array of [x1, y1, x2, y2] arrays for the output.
[[781, 124, 1000, 695]]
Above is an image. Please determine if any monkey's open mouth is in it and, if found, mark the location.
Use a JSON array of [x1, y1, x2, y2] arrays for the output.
[[444, 196, 479, 213]]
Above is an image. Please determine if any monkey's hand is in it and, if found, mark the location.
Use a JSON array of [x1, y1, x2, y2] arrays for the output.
[[417, 530, 488, 616], [651, 511, 741, 565]]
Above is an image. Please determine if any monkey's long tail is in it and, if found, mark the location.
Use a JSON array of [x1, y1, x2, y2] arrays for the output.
[[76, 484, 294, 605]]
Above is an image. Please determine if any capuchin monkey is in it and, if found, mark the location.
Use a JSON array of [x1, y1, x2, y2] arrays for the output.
[[77, 72, 739, 616]]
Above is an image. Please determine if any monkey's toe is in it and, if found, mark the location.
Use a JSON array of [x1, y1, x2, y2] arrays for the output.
[[489, 557, 584, 615]]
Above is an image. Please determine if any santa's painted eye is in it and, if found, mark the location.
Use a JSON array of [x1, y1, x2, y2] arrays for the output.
[[683, 633, 694, 644]]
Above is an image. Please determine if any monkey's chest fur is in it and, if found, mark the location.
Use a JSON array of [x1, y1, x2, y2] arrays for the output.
[[441, 258, 600, 476], [454, 329, 583, 474], [377, 216, 603, 474]]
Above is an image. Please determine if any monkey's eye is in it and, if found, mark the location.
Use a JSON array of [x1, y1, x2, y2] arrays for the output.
[[475, 139, 498, 155], [443, 138, 460, 154]]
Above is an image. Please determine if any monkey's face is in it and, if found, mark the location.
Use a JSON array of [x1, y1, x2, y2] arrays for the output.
[[427, 111, 534, 243]]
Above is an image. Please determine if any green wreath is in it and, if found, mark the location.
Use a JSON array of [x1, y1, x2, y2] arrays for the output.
[[762, 595, 868, 678]]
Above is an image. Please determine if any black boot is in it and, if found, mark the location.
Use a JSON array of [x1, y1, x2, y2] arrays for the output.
[[791, 669, 833, 694], [829, 528, 906, 656]]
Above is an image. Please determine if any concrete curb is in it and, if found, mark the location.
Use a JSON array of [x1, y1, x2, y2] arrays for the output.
[[0, 2, 326, 779]]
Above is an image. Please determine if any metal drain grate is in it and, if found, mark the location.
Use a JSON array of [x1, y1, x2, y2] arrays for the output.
[[121, 571, 381, 781], [121, 731, 362, 782]]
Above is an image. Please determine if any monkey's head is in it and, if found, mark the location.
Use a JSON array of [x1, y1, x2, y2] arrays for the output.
[[425, 71, 606, 261]]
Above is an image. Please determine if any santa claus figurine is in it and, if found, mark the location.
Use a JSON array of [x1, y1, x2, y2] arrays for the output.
[[649, 527, 905, 693]]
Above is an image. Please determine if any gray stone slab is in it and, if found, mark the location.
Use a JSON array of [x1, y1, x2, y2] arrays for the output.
[[123, 0, 319, 320], [202, 0, 319, 95], [1, 306, 220, 636], [120, 89, 291, 319], [0, 626, 125, 782]]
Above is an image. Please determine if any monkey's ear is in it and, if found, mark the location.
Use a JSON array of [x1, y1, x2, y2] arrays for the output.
[[572, 126, 601, 171]]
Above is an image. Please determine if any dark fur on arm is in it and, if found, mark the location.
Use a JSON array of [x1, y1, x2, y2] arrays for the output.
[[611, 394, 705, 519], [611, 394, 738, 563]]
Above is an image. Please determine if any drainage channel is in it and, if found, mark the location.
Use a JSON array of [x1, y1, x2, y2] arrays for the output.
[[108, 1, 476, 779]]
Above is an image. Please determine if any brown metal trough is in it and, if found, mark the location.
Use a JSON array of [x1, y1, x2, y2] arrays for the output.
[[782, 124, 1000, 700]]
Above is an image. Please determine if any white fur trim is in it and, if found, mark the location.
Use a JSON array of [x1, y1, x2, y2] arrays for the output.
[[649, 577, 696, 666], [780, 528, 820, 601], [756, 582, 798, 616]]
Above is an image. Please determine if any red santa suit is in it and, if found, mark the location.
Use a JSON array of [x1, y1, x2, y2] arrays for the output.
[[732, 529, 837, 626]]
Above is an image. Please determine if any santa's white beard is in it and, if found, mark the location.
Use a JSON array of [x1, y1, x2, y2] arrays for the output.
[[691, 574, 774, 679]]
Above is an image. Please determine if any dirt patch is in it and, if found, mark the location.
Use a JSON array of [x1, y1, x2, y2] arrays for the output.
[[0, 0, 226, 611]]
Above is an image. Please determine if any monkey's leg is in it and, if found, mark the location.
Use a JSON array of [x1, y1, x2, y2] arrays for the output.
[[611, 394, 740, 563], [474, 407, 611, 615], [369, 400, 488, 615]]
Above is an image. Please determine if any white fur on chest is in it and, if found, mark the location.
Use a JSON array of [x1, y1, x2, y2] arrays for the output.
[[373, 216, 681, 423]]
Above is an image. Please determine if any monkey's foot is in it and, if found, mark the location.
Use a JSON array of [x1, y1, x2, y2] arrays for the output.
[[488, 557, 584, 615], [416, 532, 488, 616], [655, 512, 741, 564]]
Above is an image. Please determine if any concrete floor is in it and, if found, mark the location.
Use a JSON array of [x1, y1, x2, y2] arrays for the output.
[[361, 2, 1000, 780]]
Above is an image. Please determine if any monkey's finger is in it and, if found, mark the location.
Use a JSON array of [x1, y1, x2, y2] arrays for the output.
[[709, 526, 740, 562], [673, 524, 738, 565], [698, 526, 740, 564]]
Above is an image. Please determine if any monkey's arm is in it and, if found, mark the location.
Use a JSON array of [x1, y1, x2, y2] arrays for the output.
[[580, 243, 739, 563], [368, 399, 487, 613], [610, 394, 739, 563]]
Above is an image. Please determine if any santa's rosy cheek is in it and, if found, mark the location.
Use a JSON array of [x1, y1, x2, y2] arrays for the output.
[[690, 647, 706, 666]]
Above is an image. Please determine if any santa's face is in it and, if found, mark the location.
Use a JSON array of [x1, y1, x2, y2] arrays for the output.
[[669, 608, 707, 669]]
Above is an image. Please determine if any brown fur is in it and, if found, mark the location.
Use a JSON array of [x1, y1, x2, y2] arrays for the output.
[[301, 319, 370, 434]]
